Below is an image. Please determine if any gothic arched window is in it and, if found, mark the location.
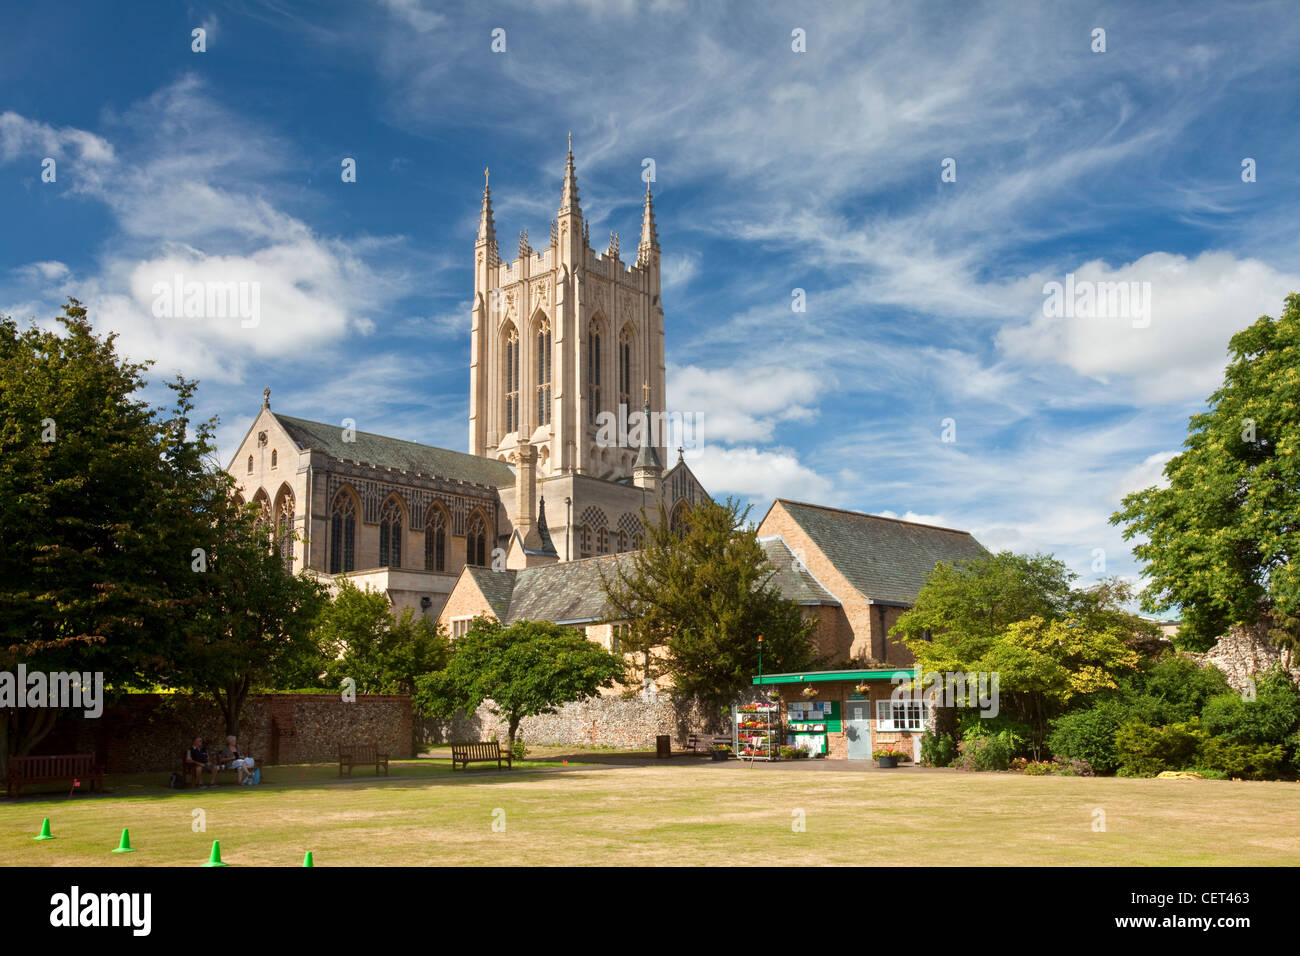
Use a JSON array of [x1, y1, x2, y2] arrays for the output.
[[618, 327, 633, 411], [378, 496, 403, 568], [587, 322, 602, 425], [329, 491, 356, 574], [246, 455, 253, 473], [271, 449, 277, 469], [424, 504, 447, 572], [669, 499, 689, 535], [579, 506, 607, 558], [274, 487, 295, 568], [466, 512, 488, 567], [535, 317, 552, 427], [504, 325, 520, 435]]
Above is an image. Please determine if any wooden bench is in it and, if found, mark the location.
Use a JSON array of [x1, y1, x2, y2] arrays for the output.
[[180, 753, 259, 787], [450, 741, 512, 770], [338, 743, 389, 777], [685, 733, 733, 753], [7, 754, 103, 798]]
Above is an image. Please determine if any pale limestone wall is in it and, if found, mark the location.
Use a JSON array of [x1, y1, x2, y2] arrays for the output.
[[229, 406, 310, 574], [417, 693, 732, 751], [1188, 618, 1300, 692]]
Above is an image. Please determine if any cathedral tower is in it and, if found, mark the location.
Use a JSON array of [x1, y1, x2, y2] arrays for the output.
[[468, 138, 667, 485]]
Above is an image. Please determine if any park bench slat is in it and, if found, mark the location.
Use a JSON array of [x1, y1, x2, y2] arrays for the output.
[[450, 741, 512, 770], [7, 754, 103, 798], [338, 743, 390, 777]]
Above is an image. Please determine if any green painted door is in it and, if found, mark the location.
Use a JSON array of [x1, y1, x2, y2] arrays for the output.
[[846, 700, 872, 759]]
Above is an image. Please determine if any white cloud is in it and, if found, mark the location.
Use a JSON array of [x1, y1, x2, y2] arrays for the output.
[[0, 111, 115, 165], [998, 251, 1300, 403], [669, 363, 825, 444], [687, 445, 834, 504]]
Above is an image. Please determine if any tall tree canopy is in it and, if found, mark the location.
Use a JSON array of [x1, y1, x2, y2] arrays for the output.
[[170, 480, 328, 735], [1113, 293, 1300, 651], [415, 618, 624, 748], [601, 497, 817, 706], [893, 552, 1151, 756], [0, 301, 216, 770], [312, 581, 449, 695]]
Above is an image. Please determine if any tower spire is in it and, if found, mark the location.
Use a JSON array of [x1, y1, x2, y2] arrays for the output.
[[477, 166, 496, 257], [637, 180, 659, 265], [559, 132, 581, 217]]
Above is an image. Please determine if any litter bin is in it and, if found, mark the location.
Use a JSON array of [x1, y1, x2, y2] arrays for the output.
[[656, 734, 671, 759]]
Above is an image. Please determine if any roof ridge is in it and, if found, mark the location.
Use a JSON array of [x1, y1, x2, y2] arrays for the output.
[[775, 498, 973, 536], [274, 412, 499, 464]]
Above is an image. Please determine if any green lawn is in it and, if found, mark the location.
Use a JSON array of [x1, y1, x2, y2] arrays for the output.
[[3, 760, 1299, 866]]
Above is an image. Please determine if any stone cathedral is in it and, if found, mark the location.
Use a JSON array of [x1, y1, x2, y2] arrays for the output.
[[227, 141, 708, 618]]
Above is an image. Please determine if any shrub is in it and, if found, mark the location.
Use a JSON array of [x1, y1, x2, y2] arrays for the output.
[[952, 729, 1017, 772], [1200, 666, 1300, 746], [1197, 738, 1286, 780], [1114, 719, 1206, 776], [510, 737, 528, 761], [1120, 655, 1231, 725], [1050, 755, 1095, 777], [1046, 700, 1128, 775], [1011, 757, 1053, 775], [920, 731, 956, 768]]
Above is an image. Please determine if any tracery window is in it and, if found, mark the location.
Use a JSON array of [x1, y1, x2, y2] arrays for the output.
[[466, 512, 488, 567], [618, 327, 633, 411], [587, 324, 602, 425], [504, 325, 520, 434], [535, 317, 552, 427], [378, 496, 403, 568], [329, 492, 357, 574], [424, 504, 447, 572]]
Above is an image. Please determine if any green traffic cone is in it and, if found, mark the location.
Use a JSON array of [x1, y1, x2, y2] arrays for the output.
[[112, 828, 135, 853], [33, 818, 55, 841], [202, 840, 229, 867], [303, 851, 314, 867]]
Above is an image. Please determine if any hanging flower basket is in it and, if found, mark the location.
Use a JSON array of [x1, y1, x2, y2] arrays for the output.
[[765, 689, 781, 700], [800, 686, 817, 698], [854, 684, 870, 694]]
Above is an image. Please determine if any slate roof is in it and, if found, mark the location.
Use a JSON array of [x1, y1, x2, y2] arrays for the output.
[[460, 540, 841, 627], [274, 414, 515, 489], [772, 499, 988, 606], [759, 538, 840, 606], [461, 554, 637, 625]]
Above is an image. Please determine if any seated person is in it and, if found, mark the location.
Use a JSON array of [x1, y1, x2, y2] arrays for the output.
[[184, 736, 219, 788], [221, 735, 259, 785]]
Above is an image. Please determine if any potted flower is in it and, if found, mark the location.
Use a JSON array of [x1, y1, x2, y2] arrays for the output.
[[711, 743, 731, 762], [873, 748, 909, 768]]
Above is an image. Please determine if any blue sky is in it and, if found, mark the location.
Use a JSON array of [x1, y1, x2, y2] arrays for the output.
[[4, 0, 1299, 600]]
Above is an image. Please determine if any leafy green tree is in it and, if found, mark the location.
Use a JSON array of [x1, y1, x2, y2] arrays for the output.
[[1045, 700, 1129, 774], [171, 481, 327, 735], [1116, 654, 1231, 725], [1200, 665, 1300, 746], [0, 301, 215, 775], [315, 581, 449, 695], [1113, 293, 1300, 651], [894, 554, 1151, 756], [601, 498, 817, 706], [415, 618, 624, 749]]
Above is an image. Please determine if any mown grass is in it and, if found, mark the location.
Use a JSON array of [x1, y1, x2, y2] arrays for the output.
[[3, 761, 1298, 866]]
